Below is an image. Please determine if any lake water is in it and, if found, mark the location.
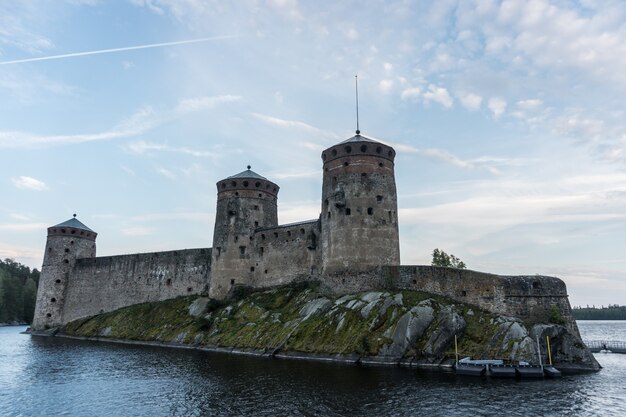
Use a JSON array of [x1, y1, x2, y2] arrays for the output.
[[1, 321, 625, 416]]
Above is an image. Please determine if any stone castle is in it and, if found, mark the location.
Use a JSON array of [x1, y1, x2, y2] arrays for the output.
[[32, 133, 576, 333]]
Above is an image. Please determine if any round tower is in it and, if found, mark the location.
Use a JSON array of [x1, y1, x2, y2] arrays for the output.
[[209, 166, 279, 299], [320, 133, 400, 274], [32, 215, 97, 330]]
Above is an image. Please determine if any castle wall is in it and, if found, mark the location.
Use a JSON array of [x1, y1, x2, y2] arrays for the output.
[[253, 220, 321, 288], [318, 265, 575, 332], [61, 248, 211, 325]]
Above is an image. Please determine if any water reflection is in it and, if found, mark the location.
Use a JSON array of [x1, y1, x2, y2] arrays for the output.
[[1, 325, 625, 416]]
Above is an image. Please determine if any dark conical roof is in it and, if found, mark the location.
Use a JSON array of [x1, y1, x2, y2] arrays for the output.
[[338, 133, 382, 144], [52, 217, 94, 232], [227, 167, 267, 180]]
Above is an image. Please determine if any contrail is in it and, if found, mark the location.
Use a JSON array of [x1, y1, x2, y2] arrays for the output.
[[0, 35, 236, 65]]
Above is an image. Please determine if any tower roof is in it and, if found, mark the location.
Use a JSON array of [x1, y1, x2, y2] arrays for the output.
[[227, 166, 267, 180], [338, 133, 382, 145], [52, 217, 94, 232]]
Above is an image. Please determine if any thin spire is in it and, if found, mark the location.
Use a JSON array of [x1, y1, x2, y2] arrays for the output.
[[355, 74, 360, 135]]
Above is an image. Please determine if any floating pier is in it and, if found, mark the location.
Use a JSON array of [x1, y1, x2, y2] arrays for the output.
[[585, 340, 626, 354]]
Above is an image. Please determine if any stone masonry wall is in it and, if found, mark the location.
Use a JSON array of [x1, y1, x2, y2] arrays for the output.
[[252, 220, 322, 288], [61, 248, 211, 325], [317, 265, 576, 333]]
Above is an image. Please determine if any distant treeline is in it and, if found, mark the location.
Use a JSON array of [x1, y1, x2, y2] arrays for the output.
[[573, 305, 626, 320], [0, 259, 39, 325]]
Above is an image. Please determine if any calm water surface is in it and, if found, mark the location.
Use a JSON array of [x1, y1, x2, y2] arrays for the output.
[[1, 321, 625, 416]]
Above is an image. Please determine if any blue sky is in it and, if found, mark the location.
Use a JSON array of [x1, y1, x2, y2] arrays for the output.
[[1, 0, 625, 306]]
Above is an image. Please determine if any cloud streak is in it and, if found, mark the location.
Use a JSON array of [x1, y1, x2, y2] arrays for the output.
[[0, 36, 236, 65]]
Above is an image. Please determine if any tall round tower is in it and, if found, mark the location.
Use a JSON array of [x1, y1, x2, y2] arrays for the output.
[[32, 215, 97, 330], [320, 133, 400, 274], [209, 166, 279, 299]]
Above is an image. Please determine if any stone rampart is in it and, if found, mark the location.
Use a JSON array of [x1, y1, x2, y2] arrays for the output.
[[61, 248, 211, 324], [253, 220, 321, 288]]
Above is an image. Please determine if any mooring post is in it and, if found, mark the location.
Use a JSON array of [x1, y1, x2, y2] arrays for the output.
[[546, 336, 553, 366]]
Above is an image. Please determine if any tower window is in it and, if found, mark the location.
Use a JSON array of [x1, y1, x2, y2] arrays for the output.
[[234, 236, 239, 242], [243, 181, 249, 187], [377, 195, 383, 203], [230, 279, 235, 285], [166, 279, 172, 285], [64, 248, 70, 253], [63, 259, 69, 264], [345, 145, 352, 153], [46, 313, 51, 318], [264, 269, 268, 274], [258, 193, 262, 197], [344, 161, 349, 166], [239, 246, 246, 255], [300, 228, 305, 234], [261, 234, 265, 240], [361, 173, 367, 178], [50, 297, 56, 303], [379, 162, 384, 167], [327, 211, 331, 218], [216, 247, 221, 256], [322, 153, 327, 160], [187, 287, 192, 292], [55, 279, 61, 284], [221, 183, 226, 189], [235, 192, 239, 196], [255, 181, 261, 187], [346, 208, 351, 215], [274, 232, 278, 238], [376, 146, 382, 154], [231, 181, 237, 187], [360, 145, 367, 152], [254, 205, 259, 210], [254, 221, 259, 227], [260, 247, 264, 255], [332, 149, 337, 156], [287, 231, 291, 237], [250, 266, 255, 272], [388, 150, 393, 157], [367, 207, 373, 215]]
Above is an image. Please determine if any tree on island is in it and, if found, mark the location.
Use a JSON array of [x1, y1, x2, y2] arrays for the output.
[[431, 248, 466, 269], [0, 259, 39, 325]]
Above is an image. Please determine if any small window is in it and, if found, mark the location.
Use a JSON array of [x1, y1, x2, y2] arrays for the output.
[[532, 281, 542, 289], [243, 180, 249, 187], [55, 279, 61, 284], [250, 267, 255, 272], [376, 146, 382, 154], [367, 207, 373, 215], [388, 150, 393, 157], [264, 269, 268, 274], [64, 248, 70, 253], [46, 313, 52, 318], [327, 211, 331, 218], [254, 205, 259, 210], [322, 153, 327, 160], [239, 246, 246, 255], [300, 228, 305, 234], [460, 290, 467, 297], [345, 145, 352, 153], [287, 231, 291, 237], [260, 247, 264, 255], [221, 183, 226, 189], [166, 278, 172, 285], [379, 162, 384, 167], [231, 279, 235, 285], [360, 144, 367, 152], [346, 208, 351, 215], [254, 221, 259, 227], [332, 149, 337, 156], [258, 193, 262, 197], [234, 236, 239, 242], [216, 247, 221, 256], [361, 173, 367, 178], [235, 191, 239, 196], [377, 195, 383, 203], [255, 181, 261, 187], [261, 234, 265, 240], [344, 161, 349, 166], [412, 279, 417, 285], [50, 297, 56, 303], [187, 287, 192, 292], [231, 181, 237, 187], [274, 232, 278, 238], [63, 259, 69, 264]]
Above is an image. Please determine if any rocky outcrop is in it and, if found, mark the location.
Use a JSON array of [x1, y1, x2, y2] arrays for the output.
[[58, 285, 599, 372]]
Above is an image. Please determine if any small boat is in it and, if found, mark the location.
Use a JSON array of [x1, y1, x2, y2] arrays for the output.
[[543, 366, 562, 378], [455, 363, 486, 376], [489, 364, 518, 378], [515, 365, 544, 378]]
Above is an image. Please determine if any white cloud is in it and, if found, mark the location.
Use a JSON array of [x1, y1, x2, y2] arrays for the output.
[[488, 97, 507, 118], [12, 176, 47, 191], [458, 92, 482, 111], [0, 222, 48, 231], [423, 84, 453, 108], [251, 113, 338, 139], [383, 62, 393, 73], [517, 99, 543, 110], [126, 140, 217, 158], [345, 28, 359, 40], [378, 79, 394, 94], [176, 95, 241, 113], [267, 0, 303, 21], [400, 87, 421, 101], [156, 167, 176, 179]]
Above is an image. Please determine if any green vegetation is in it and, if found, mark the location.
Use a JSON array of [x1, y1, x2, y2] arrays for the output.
[[573, 305, 626, 320], [431, 248, 466, 269], [0, 259, 39, 325], [60, 284, 558, 364]]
